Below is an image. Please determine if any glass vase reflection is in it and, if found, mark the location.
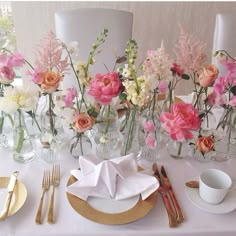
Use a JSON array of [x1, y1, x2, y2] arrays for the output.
[[13, 110, 35, 163], [0, 111, 14, 148], [69, 132, 92, 159], [167, 139, 190, 159], [93, 104, 122, 159]]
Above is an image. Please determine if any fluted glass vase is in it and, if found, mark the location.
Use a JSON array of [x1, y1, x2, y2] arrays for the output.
[[13, 110, 35, 163], [93, 104, 122, 159]]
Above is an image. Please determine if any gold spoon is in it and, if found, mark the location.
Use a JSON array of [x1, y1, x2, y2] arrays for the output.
[[185, 180, 199, 188]]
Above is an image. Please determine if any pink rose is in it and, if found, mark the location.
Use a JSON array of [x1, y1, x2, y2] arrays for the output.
[[72, 112, 95, 133], [145, 133, 157, 149], [198, 64, 219, 88], [206, 91, 226, 107], [196, 135, 214, 153], [0, 66, 15, 83], [88, 72, 121, 105], [144, 121, 156, 132], [160, 103, 201, 141]]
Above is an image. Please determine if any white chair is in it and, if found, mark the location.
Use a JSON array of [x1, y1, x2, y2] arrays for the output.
[[55, 8, 133, 90], [212, 13, 236, 76]]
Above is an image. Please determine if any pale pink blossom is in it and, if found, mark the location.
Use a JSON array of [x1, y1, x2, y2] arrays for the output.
[[144, 120, 156, 132], [145, 133, 157, 149], [213, 76, 226, 95], [206, 91, 226, 107], [88, 72, 121, 105], [0, 66, 15, 83], [160, 103, 201, 141], [27, 68, 43, 84], [174, 26, 207, 75], [228, 96, 236, 106], [64, 88, 77, 107], [8, 52, 25, 67]]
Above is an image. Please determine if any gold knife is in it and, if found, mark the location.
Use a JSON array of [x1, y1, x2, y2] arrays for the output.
[[160, 166, 184, 223], [0, 171, 19, 221]]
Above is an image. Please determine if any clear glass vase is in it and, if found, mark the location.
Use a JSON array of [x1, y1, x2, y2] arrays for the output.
[[120, 106, 142, 159], [0, 111, 14, 148], [69, 132, 92, 159], [40, 94, 64, 163], [13, 110, 35, 163], [212, 108, 234, 162], [166, 139, 190, 159], [93, 104, 122, 159]]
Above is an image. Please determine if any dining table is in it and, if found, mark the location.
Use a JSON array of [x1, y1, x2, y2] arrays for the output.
[[0, 134, 236, 236]]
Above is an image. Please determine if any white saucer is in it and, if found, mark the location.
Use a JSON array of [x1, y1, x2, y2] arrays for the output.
[[185, 178, 236, 214]]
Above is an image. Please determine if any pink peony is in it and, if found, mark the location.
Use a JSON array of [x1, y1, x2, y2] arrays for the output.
[[88, 72, 122, 105], [160, 103, 201, 141], [144, 120, 156, 132], [228, 96, 236, 106], [8, 52, 25, 67], [145, 133, 157, 149], [64, 88, 77, 107]]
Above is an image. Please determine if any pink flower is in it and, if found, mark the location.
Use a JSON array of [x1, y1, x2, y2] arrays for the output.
[[64, 88, 77, 107], [160, 103, 201, 141], [145, 133, 157, 149], [228, 96, 236, 106], [8, 53, 25, 67], [88, 72, 121, 105], [144, 121, 156, 132], [0, 66, 15, 83], [27, 68, 43, 84], [171, 63, 184, 76], [213, 76, 226, 95], [158, 80, 168, 93], [206, 91, 226, 107]]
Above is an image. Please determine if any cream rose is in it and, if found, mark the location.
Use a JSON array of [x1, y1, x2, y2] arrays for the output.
[[198, 65, 219, 88]]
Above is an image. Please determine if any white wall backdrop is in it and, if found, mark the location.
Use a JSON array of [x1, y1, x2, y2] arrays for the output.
[[11, 1, 236, 94]]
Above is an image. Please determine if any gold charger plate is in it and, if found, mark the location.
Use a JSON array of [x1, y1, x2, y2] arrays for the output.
[[66, 175, 158, 225], [0, 177, 27, 216]]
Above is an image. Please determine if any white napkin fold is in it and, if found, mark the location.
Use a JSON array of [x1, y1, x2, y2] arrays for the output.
[[66, 153, 159, 201]]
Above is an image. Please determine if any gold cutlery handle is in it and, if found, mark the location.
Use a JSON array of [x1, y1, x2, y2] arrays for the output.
[[160, 190, 178, 227], [0, 191, 13, 221], [169, 190, 184, 223], [35, 190, 46, 224], [47, 187, 55, 224]]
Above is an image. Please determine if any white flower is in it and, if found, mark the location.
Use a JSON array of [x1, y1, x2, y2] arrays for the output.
[[0, 86, 39, 114], [67, 41, 79, 59]]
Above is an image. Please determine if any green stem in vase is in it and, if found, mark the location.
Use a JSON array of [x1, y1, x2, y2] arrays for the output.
[[15, 110, 24, 153], [177, 141, 183, 157], [48, 94, 56, 136], [104, 105, 111, 134], [124, 106, 137, 155], [0, 111, 4, 134]]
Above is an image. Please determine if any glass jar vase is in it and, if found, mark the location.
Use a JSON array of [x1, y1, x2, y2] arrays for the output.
[[13, 110, 35, 163]]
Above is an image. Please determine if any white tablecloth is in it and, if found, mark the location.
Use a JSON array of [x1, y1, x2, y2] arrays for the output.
[[0, 142, 236, 236]]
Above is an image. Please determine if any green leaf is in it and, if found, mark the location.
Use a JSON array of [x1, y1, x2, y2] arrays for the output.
[[230, 86, 236, 95], [181, 74, 190, 80], [119, 93, 127, 101]]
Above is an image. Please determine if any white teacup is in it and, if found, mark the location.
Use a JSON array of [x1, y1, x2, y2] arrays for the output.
[[199, 169, 232, 205]]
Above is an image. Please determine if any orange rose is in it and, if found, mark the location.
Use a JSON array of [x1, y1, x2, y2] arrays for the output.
[[196, 135, 214, 153], [72, 113, 95, 133], [41, 71, 62, 93], [198, 65, 218, 88]]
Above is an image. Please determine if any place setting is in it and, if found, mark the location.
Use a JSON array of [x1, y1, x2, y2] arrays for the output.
[[0, 171, 27, 221], [185, 169, 236, 214]]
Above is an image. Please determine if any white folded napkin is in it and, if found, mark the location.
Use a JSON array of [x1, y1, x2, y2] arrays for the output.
[[66, 153, 159, 201]]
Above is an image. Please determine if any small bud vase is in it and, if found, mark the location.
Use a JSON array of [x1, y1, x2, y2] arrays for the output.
[[13, 110, 35, 163], [69, 132, 92, 159], [166, 139, 190, 159]]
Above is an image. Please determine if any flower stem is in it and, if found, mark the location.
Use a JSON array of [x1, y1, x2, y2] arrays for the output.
[[15, 110, 24, 153]]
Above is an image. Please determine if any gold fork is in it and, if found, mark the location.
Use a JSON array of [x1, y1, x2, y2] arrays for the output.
[[47, 164, 60, 224], [35, 170, 50, 224]]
